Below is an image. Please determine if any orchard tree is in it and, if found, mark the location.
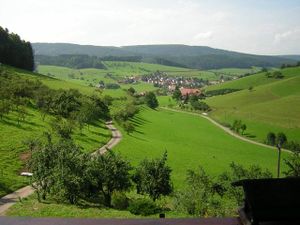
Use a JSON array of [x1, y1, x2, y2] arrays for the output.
[[145, 92, 159, 109], [84, 152, 132, 207], [172, 86, 182, 101], [123, 121, 135, 135], [241, 124, 247, 135], [266, 132, 276, 146], [133, 151, 173, 201]]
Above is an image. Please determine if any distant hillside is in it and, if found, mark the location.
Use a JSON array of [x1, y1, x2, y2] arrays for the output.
[[32, 43, 296, 70], [205, 66, 300, 143]]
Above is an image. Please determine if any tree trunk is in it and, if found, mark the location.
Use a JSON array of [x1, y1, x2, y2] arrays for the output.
[[103, 193, 111, 207]]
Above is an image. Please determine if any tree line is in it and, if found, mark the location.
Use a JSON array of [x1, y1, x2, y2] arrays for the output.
[[0, 26, 34, 71], [35, 54, 106, 69]]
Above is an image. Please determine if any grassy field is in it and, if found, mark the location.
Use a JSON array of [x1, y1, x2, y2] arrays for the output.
[[205, 67, 300, 143], [0, 66, 111, 198], [114, 107, 288, 187]]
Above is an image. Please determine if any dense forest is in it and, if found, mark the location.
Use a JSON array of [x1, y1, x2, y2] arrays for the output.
[[35, 54, 106, 69], [32, 43, 297, 69], [0, 26, 34, 71]]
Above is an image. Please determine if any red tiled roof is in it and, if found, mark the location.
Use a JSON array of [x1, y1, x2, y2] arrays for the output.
[[180, 88, 201, 96]]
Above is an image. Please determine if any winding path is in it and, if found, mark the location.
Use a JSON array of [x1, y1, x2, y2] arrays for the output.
[[0, 121, 122, 216], [160, 107, 291, 153]]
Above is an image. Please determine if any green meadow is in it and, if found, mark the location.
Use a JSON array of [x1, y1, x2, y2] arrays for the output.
[[205, 67, 300, 143], [114, 107, 287, 188]]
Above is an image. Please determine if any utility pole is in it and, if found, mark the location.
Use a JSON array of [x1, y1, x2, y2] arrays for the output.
[[277, 143, 281, 178]]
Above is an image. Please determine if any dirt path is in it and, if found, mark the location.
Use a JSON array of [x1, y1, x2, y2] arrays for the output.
[[93, 121, 122, 155], [161, 107, 291, 153], [0, 121, 122, 216]]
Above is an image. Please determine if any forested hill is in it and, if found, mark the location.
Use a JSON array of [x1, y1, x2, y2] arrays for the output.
[[32, 43, 296, 69], [0, 26, 34, 71]]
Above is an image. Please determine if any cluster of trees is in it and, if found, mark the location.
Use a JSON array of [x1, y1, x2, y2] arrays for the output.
[[281, 62, 300, 69], [172, 86, 210, 111], [205, 88, 241, 97], [266, 132, 300, 152], [35, 54, 106, 69], [28, 133, 172, 208], [0, 66, 109, 129], [113, 103, 139, 134], [231, 120, 247, 135], [0, 26, 34, 71], [265, 71, 284, 79], [105, 83, 121, 89]]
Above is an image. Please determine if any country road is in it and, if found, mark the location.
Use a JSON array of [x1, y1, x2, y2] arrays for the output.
[[0, 121, 122, 216], [161, 107, 291, 153]]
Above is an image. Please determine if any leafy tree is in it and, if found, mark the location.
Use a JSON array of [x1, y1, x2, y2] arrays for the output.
[[241, 124, 247, 135], [266, 132, 276, 146], [133, 151, 173, 201], [50, 117, 74, 139], [284, 151, 300, 177], [127, 87, 136, 96], [276, 132, 287, 147], [84, 152, 132, 207], [174, 167, 223, 217], [29, 133, 84, 204], [123, 121, 135, 134], [172, 86, 182, 101], [144, 92, 159, 109]]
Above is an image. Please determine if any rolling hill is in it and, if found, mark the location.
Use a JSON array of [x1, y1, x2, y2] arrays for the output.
[[205, 66, 300, 143], [32, 43, 297, 70]]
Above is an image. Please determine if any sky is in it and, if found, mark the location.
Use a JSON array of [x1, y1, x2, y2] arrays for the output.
[[1, 0, 300, 55]]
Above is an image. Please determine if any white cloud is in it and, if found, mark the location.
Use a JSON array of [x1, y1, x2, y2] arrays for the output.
[[193, 31, 213, 40], [274, 28, 300, 44]]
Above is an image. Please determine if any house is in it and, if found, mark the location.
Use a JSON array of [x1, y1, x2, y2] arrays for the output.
[[179, 87, 201, 96]]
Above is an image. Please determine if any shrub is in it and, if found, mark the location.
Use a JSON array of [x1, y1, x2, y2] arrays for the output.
[[111, 192, 129, 210], [128, 198, 160, 216]]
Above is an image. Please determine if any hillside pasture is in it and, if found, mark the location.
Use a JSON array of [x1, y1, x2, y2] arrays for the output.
[[205, 67, 300, 143], [114, 107, 288, 188]]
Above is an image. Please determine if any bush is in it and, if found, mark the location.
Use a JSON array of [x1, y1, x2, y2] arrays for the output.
[[111, 192, 129, 210], [128, 198, 160, 216]]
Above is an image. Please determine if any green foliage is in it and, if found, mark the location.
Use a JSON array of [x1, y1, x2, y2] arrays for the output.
[[111, 191, 129, 210], [172, 86, 182, 101], [266, 132, 276, 146], [144, 92, 159, 109], [123, 121, 135, 135], [218, 162, 273, 205], [174, 167, 224, 217], [284, 151, 300, 177], [205, 88, 241, 97], [277, 132, 287, 147], [127, 87, 136, 96], [105, 83, 120, 89], [128, 198, 160, 216], [133, 151, 173, 201], [35, 54, 106, 69], [29, 134, 84, 204], [190, 100, 210, 111], [84, 151, 132, 207], [0, 26, 34, 71]]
